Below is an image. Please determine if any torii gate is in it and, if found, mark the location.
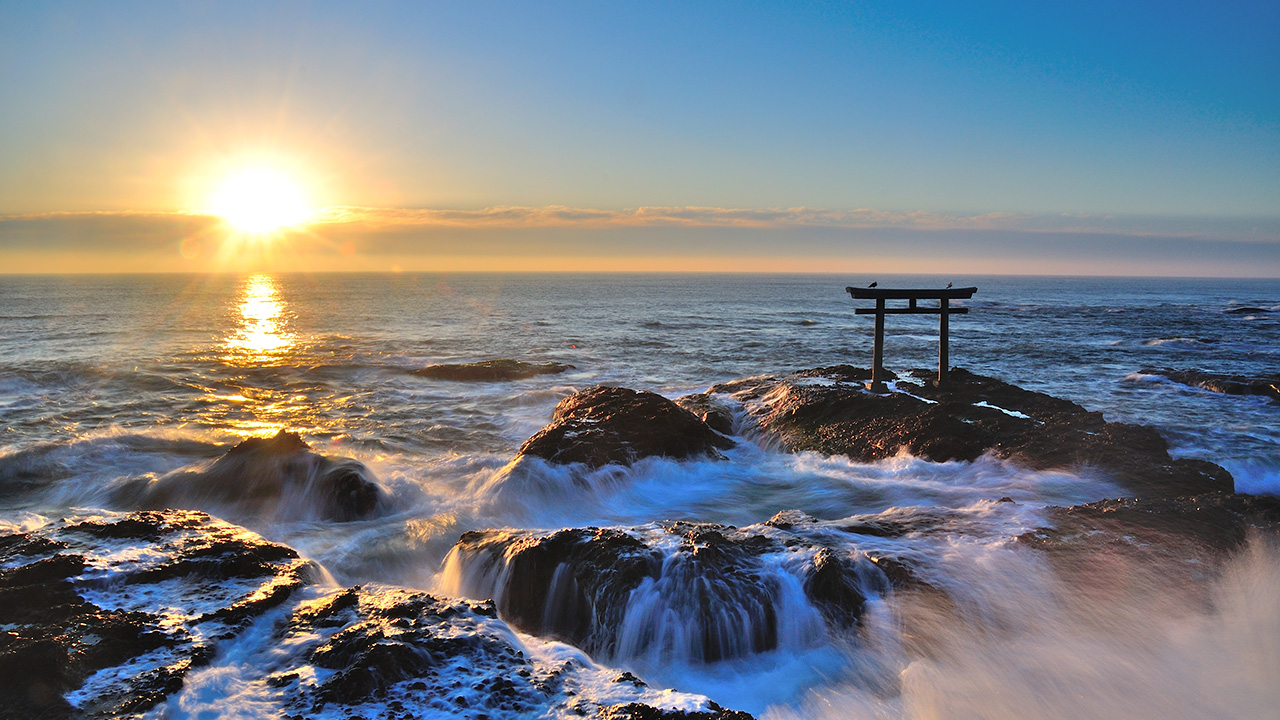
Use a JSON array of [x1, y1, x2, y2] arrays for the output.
[[846, 285, 978, 391]]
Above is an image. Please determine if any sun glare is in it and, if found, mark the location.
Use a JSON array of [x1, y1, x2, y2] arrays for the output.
[[211, 169, 312, 234]]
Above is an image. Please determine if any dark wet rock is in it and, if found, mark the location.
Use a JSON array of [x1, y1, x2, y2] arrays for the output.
[[276, 586, 744, 718], [597, 703, 755, 720], [449, 527, 662, 651], [804, 548, 884, 627], [1020, 493, 1280, 556], [675, 392, 736, 435], [0, 510, 312, 719], [445, 519, 889, 663], [1019, 494, 1280, 603], [701, 366, 1232, 499], [413, 359, 575, 381], [115, 430, 385, 522], [517, 386, 735, 468], [1225, 306, 1271, 314], [1139, 367, 1280, 403]]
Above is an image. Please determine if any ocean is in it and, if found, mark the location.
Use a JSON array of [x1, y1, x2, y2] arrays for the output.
[[1, 272, 1278, 718]]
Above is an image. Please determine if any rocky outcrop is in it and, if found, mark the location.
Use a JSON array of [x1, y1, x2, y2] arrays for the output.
[[517, 386, 735, 468], [1020, 493, 1280, 556], [413, 359, 575, 381], [697, 366, 1232, 499], [1139, 367, 1280, 403], [115, 430, 384, 522], [0, 509, 748, 719], [0, 510, 313, 719], [442, 518, 891, 664], [273, 586, 752, 719]]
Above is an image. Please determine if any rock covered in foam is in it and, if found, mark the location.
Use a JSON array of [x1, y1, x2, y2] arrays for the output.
[[517, 386, 735, 468], [267, 585, 753, 719], [413, 358, 575, 381], [0, 510, 314, 718], [696, 366, 1233, 499], [117, 430, 384, 522], [442, 517, 892, 665]]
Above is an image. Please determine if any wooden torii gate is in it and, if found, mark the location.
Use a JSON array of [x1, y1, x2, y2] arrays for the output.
[[846, 285, 978, 391]]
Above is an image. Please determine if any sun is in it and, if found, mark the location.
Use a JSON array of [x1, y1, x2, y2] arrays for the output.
[[210, 168, 312, 234]]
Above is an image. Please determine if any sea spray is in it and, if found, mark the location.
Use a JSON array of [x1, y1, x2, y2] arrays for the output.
[[766, 536, 1280, 720]]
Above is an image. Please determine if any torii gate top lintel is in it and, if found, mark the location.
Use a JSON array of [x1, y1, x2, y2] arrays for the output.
[[845, 285, 977, 391], [846, 286, 978, 301]]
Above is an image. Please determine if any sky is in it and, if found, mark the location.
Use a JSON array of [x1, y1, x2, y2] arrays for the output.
[[1, 1, 1278, 275]]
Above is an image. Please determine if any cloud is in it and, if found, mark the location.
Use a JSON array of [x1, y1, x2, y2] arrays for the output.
[[0, 210, 223, 249], [7, 205, 1278, 240], [1, 205, 1276, 276], [308, 204, 1037, 231]]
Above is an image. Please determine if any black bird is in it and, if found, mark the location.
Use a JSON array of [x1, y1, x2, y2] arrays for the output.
[[868, 281, 878, 288], [946, 282, 953, 288]]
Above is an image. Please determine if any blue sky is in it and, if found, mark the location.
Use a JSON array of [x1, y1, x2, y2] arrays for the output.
[[1, 1, 1277, 273]]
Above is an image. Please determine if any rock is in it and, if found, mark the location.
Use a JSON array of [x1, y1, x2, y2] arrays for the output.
[[597, 703, 755, 720], [0, 510, 313, 718], [1020, 493, 1280, 556], [1018, 493, 1280, 603], [413, 359, 575, 381], [116, 430, 385, 522], [273, 586, 747, 718], [1224, 306, 1271, 314], [1139, 367, 1280, 403], [517, 386, 735, 468], [443, 519, 889, 663], [700, 366, 1232, 499], [674, 393, 736, 435], [446, 527, 662, 652]]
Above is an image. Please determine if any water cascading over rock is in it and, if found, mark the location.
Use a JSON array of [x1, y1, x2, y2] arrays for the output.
[[440, 517, 893, 665]]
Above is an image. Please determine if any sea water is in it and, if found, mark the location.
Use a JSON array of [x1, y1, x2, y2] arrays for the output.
[[1, 272, 1277, 718]]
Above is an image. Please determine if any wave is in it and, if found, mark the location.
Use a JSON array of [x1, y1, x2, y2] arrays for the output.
[[465, 445, 1121, 533], [769, 536, 1280, 720], [0, 430, 223, 503], [1141, 337, 1216, 348], [109, 431, 389, 523]]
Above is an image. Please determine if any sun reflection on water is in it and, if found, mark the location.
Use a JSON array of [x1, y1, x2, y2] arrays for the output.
[[225, 274, 295, 361], [203, 274, 354, 440]]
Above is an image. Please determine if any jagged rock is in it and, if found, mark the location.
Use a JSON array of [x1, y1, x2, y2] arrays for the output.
[[0, 510, 313, 718], [413, 359, 575, 381], [115, 430, 384, 522], [697, 366, 1232, 499], [1140, 367, 1280, 403], [444, 519, 888, 663], [597, 703, 755, 720], [517, 386, 735, 468], [272, 586, 746, 718]]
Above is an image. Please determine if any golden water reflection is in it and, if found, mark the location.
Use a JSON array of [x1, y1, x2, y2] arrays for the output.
[[225, 274, 296, 361], [215, 274, 318, 437]]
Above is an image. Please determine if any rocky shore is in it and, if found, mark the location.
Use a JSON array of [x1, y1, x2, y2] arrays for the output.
[[522, 365, 1233, 499], [7, 365, 1275, 718]]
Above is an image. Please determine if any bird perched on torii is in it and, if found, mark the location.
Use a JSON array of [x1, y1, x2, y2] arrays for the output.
[[868, 281, 878, 288]]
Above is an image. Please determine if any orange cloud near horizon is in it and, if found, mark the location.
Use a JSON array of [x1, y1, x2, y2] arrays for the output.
[[0, 204, 1276, 277]]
